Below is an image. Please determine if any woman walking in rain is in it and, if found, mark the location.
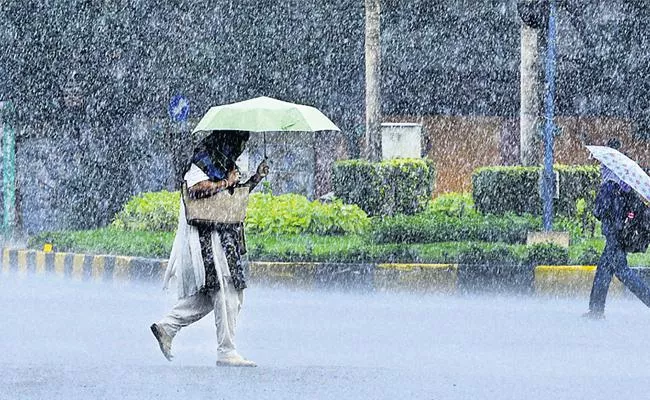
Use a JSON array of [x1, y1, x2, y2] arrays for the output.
[[584, 139, 650, 319], [151, 131, 268, 366]]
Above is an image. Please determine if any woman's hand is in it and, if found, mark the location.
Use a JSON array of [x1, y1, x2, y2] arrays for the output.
[[227, 169, 241, 187], [256, 160, 270, 178]]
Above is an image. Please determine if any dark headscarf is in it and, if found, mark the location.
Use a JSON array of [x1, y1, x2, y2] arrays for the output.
[[191, 131, 250, 181]]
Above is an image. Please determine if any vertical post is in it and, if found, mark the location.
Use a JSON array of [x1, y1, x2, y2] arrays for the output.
[[542, 0, 557, 232], [519, 22, 542, 166], [364, 0, 382, 162], [2, 101, 16, 240]]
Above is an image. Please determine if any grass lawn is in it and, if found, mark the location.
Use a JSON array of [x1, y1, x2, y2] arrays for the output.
[[26, 228, 650, 266]]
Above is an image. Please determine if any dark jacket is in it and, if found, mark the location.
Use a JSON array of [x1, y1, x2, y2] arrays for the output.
[[593, 180, 627, 242]]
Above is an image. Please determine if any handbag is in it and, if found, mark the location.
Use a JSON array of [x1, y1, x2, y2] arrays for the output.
[[181, 183, 250, 225]]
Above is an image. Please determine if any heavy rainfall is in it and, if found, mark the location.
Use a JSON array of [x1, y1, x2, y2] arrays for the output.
[[1, 1, 650, 399]]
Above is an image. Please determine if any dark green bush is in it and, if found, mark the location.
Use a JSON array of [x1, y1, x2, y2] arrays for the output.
[[333, 158, 435, 216], [472, 165, 599, 217], [573, 245, 602, 265], [249, 236, 528, 264], [371, 213, 540, 244], [525, 243, 569, 266], [456, 243, 519, 265]]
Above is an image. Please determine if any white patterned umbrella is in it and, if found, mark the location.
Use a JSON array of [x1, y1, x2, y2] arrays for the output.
[[587, 145, 650, 203]]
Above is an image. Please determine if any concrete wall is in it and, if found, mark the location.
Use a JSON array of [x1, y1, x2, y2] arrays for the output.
[[391, 115, 641, 195]]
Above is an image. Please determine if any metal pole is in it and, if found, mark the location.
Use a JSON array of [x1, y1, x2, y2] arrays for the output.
[[2, 100, 16, 240], [542, 0, 557, 232]]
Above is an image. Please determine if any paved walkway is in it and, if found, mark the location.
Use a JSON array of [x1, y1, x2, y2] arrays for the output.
[[2, 273, 650, 399]]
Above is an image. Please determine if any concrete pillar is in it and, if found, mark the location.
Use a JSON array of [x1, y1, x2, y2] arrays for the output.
[[517, 0, 547, 166], [364, 0, 382, 162]]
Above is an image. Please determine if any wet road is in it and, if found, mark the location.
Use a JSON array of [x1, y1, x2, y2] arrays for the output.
[[2, 273, 650, 399]]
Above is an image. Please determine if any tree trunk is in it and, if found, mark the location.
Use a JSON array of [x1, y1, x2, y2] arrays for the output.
[[364, 0, 382, 162]]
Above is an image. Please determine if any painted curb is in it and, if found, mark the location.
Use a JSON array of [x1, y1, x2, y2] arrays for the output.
[[1, 248, 167, 282], [534, 265, 626, 298], [1, 248, 648, 297], [375, 263, 457, 293]]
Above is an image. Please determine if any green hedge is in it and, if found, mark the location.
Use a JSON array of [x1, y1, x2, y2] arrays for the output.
[[371, 212, 540, 244], [333, 158, 435, 216], [28, 230, 616, 266], [525, 243, 569, 265], [111, 190, 369, 236], [472, 165, 599, 217]]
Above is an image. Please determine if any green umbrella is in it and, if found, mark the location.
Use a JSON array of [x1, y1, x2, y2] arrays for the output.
[[192, 96, 341, 136]]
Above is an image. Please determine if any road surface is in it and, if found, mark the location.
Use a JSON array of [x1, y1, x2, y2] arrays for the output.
[[2, 273, 650, 399]]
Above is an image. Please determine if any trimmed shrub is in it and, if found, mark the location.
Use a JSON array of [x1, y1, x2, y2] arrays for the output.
[[472, 165, 599, 217], [427, 192, 477, 218], [456, 243, 520, 265], [525, 243, 569, 266], [572, 243, 603, 265], [111, 190, 181, 232], [333, 158, 435, 216], [371, 213, 540, 244]]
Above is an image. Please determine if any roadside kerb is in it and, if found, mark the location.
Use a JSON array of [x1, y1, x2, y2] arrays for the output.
[[534, 265, 626, 297], [2, 248, 649, 296], [1, 248, 166, 282], [375, 263, 457, 293]]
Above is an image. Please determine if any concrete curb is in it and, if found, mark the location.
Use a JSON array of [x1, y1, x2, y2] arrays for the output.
[[1, 247, 648, 297], [1, 248, 167, 282]]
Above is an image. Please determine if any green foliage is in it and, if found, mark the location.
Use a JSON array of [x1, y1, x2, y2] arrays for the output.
[[427, 192, 477, 218], [525, 243, 569, 266], [29, 229, 650, 267], [245, 193, 370, 235], [472, 165, 600, 217], [569, 239, 605, 265], [371, 212, 541, 244], [333, 158, 435, 216], [28, 228, 174, 258], [575, 197, 598, 238], [248, 235, 530, 264], [574, 245, 601, 265], [112, 190, 181, 232], [456, 243, 519, 265], [111, 190, 369, 236]]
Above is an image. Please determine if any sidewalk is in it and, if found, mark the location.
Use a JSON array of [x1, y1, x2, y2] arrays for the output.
[[2, 247, 646, 297]]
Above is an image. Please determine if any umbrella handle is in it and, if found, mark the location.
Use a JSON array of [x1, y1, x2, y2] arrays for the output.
[[263, 132, 267, 160]]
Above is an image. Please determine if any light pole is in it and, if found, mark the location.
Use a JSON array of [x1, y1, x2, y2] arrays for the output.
[[541, 0, 558, 231]]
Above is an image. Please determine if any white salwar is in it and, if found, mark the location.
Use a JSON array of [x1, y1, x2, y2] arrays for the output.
[[158, 165, 244, 359]]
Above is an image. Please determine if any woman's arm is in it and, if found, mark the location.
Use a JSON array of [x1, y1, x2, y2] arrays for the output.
[[242, 160, 270, 192], [188, 179, 230, 199], [189, 169, 240, 199]]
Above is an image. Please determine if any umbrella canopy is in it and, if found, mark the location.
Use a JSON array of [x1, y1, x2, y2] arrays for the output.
[[192, 96, 341, 137], [587, 145, 650, 203]]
